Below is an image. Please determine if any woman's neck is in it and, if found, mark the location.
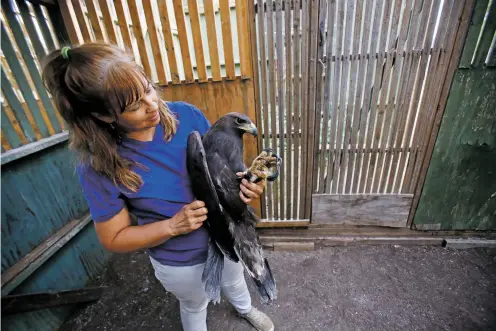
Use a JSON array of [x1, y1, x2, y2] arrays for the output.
[[126, 126, 156, 142]]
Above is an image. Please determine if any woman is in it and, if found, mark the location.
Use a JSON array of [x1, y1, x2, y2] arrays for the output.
[[42, 42, 274, 331]]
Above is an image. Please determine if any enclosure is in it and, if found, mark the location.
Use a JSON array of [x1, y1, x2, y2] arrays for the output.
[[1, 0, 495, 330]]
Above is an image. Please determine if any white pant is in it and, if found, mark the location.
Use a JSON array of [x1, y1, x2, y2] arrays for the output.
[[149, 256, 252, 331]]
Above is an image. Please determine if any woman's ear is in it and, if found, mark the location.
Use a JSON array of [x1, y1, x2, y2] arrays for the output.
[[91, 113, 114, 123]]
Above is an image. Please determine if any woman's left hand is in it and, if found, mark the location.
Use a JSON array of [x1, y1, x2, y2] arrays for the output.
[[236, 172, 265, 204]]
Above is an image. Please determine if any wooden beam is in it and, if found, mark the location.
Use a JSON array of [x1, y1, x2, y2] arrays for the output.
[[312, 194, 413, 228], [256, 219, 310, 228], [1, 213, 92, 296], [1, 131, 68, 165], [1, 286, 105, 315]]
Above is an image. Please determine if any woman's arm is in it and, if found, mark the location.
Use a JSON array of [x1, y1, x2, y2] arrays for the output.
[[94, 200, 207, 253]]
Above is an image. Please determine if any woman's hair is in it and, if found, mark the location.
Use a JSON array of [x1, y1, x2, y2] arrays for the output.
[[42, 42, 177, 192]]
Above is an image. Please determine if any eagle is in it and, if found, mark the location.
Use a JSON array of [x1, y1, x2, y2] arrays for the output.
[[186, 112, 281, 304]]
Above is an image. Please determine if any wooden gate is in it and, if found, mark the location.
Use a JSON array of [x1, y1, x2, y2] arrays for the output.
[[252, 0, 475, 226]]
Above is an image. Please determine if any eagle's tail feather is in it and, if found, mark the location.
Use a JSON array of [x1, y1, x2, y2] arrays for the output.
[[202, 241, 224, 304], [252, 258, 277, 304]]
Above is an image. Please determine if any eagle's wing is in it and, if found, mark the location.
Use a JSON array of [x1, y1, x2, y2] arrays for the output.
[[186, 131, 238, 262]]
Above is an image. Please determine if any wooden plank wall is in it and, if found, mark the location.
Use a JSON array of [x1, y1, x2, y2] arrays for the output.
[[413, 0, 495, 230], [253, 0, 474, 223], [1, 1, 66, 152]]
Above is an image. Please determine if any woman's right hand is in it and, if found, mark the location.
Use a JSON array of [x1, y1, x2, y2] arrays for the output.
[[168, 200, 208, 236]]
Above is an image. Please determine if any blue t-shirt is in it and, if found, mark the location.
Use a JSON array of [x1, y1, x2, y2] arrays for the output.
[[77, 101, 211, 266]]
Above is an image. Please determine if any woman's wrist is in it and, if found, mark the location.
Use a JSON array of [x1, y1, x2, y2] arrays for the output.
[[162, 217, 176, 238]]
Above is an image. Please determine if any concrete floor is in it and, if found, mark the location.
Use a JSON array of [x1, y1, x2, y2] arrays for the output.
[[60, 245, 496, 331]]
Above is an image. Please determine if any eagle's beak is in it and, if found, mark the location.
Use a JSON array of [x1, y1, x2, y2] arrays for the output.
[[241, 123, 258, 137]]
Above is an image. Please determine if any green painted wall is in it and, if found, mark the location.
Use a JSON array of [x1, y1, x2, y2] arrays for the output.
[[414, 0, 496, 230]]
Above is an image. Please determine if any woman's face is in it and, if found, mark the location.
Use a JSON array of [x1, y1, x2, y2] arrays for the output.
[[116, 82, 161, 132]]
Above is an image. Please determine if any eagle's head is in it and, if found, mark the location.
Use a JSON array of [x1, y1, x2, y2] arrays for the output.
[[216, 112, 258, 137]]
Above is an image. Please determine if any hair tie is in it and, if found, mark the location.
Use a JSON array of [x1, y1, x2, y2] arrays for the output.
[[61, 46, 71, 60]]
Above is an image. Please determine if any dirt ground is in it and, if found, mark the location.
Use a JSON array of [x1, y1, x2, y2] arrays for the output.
[[60, 245, 496, 331]]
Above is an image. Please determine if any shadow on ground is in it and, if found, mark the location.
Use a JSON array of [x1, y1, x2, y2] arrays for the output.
[[59, 245, 496, 331]]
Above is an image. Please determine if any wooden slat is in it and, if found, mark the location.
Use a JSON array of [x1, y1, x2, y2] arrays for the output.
[[370, 0, 403, 193], [407, 0, 455, 192], [354, 0, 384, 193], [157, 0, 180, 84], [292, 0, 301, 217], [275, 0, 285, 219], [219, 0, 236, 80], [266, 0, 278, 219], [173, 0, 194, 82], [98, 0, 117, 44], [8, 3, 64, 131], [298, 0, 309, 218], [256, 0, 273, 218], [317, 0, 335, 194], [342, 0, 364, 193], [311, 0, 327, 193], [2, 5, 59, 134], [326, 0, 345, 193], [2, 286, 105, 315], [143, 1, 167, 84], [390, 0, 425, 192], [2, 103, 25, 148], [1, 25, 51, 138], [187, 0, 207, 82], [333, 0, 355, 194], [204, 0, 222, 82], [304, 0, 321, 217], [71, 0, 92, 42], [58, 0, 82, 44], [408, 0, 474, 227], [249, 0, 266, 218], [32, 4, 57, 51], [1, 57, 42, 141], [382, 0, 415, 193], [312, 194, 413, 227], [127, 0, 152, 79], [361, 0, 392, 193], [1, 214, 92, 296], [85, 0, 105, 41], [114, 0, 133, 51], [236, 0, 253, 78], [1, 129, 12, 151], [400, 0, 439, 192], [284, 0, 293, 218], [346, 0, 373, 193], [1, 98, 29, 145], [17, 1, 46, 59], [394, 0, 435, 193]]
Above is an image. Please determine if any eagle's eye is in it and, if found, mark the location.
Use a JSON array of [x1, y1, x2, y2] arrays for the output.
[[235, 117, 245, 125]]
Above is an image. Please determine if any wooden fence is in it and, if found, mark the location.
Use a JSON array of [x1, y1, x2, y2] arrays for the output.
[[1, 0, 66, 152], [252, 0, 475, 225]]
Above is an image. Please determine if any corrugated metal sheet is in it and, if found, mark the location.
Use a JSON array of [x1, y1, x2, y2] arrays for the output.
[[414, 0, 496, 230], [1, 143, 112, 331]]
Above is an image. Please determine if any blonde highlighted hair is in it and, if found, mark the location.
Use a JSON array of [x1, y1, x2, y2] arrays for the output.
[[42, 42, 177, 192]]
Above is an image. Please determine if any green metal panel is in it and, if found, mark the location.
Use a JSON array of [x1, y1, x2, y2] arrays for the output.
[[414, 0, 496, 230], [1, 68, 37, 142], [1, 225, 111, 331], [1, 24, 50, 138], [1, 1, 61, 133], [1, 143, 89, 272]]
